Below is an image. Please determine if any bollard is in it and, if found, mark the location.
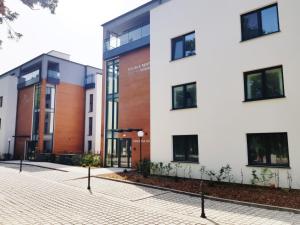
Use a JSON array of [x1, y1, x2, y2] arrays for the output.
[[20, 159, 23, 173], [200, 181, 207, 219], [87, 166, 91, 190]]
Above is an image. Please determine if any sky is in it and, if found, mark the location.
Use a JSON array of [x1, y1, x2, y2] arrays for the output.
[[0, 0, 150, 74]]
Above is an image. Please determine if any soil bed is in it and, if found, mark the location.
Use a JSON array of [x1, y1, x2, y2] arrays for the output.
[[98, 171, 300, 209]]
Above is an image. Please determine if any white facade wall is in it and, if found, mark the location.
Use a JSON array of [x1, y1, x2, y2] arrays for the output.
[[0, 75, 18, 158], [84, 74, 102, 154], [150, 0, 300, 188]]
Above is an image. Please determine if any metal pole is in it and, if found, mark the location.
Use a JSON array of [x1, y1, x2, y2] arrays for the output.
[[139, 137, 142, 162], [200, 181, 207, 218], [20, 158, 23, 173], [7, 140, 11, 160], [87, 166, 91, 190]]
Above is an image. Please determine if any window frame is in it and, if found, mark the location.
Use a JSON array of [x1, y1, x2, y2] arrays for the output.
[[88, 140, 92, 152], [0, 96, 3, 107], [172, 135, 199, 163], [89, 94, 93, 112], [247, 132, 290, 168], [88, 117, 93, 136], [172, 82, 197, 110], [241, 3, 280, 41], [244, 65, 285, 102], [171, 31, 196, 61]]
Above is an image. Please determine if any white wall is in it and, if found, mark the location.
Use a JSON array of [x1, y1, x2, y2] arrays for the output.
[[150, 0, 300, 188], [84, 74, 102, 154], [0, 75, 18, 158]]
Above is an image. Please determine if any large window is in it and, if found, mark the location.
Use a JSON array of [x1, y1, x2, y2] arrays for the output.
[[244, 66, 284, 101], [0, 96, 3, 107], [241, 4, 280, 41], [44, 85, 55, 153], [173, 135, 199, 162], [171, 32, 195, 60], [247, 133, 289, 167], [172, 82, 197, 110]]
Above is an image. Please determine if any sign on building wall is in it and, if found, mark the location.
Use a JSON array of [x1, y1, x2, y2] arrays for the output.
[[128, 62, 150, 75]]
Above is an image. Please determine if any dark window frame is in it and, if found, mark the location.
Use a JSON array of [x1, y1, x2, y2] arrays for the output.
[[88, 117, 93, 136], [172, 82, 197, 110], [241, 3, 280, 41], [171, 31, 196, 61], [173, 135, 199, 163], [244, 65, 285, 102], [89, 94, 93, 112], [247, 132, 290, 168], [0, 96, 3, 107], [88, 141, 92, 152]]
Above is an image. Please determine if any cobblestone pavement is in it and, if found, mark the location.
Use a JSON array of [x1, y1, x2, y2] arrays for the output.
[[0, 164, 299, 225]]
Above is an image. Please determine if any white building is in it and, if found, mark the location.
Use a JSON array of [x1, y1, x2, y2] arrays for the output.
[[150, 0, 300, 189], [84, 72, 102, 154], [0, 73, 18, 159]]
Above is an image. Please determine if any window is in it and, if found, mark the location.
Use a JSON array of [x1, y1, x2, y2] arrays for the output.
[[43, 140, 53, 153], [172, 82, 197, 109], [247, 133, 289, 167], [173, 135, 199, 162], [172, 32, 195, 60], [47, 62, 60, 79], [89, 94, 93, 112], [244, 66, 284, 101], [44, 112, 54, 134], [45, 87, 56, 110], [88, 141, 92, 153], [241, 4, 279, 41], [0, 96, 3, 107], [0, 118, 1, 129], [88, 117, 93, 136]]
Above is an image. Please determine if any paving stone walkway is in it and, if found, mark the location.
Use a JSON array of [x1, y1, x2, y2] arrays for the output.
[[0, 163, 299, 225]]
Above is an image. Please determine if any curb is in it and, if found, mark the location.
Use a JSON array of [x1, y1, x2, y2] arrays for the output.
[[0, 161, 68, 172], [95, 175, 300, 214]]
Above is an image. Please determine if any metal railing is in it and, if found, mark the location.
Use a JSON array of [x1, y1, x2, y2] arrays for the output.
[[104, 24, 150, 52]]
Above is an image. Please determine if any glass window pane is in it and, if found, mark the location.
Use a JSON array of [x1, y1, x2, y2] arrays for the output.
[[262, 6, 279, 34], [107, 100, 113, 130], [173, 86, 184, 109], [265, 68, 284, 98], [187, 136, 199, 162], [242, 12, 260, 40], [173, 136, 186, 161], [246, 72, 263, 100], [44, 112, 54, 134], [269, 133, 289, 165], [248, 134, 268, 164], [185, 83, 197, 107], [128, 29, 141, 42], [113, 101, 118, 129], [141, 24, 150, 37], [43, 140, 53, 153], [185, 33, 195, 57], [45, 87, 55, 110], [106, 139, 112, 166], [172, 39, 184, 60]]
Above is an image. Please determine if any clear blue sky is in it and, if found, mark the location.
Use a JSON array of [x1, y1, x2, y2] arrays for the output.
[[0, 0, 149, 74]]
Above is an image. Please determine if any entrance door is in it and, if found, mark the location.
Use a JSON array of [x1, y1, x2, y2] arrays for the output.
[[117, 139, 132, 168]]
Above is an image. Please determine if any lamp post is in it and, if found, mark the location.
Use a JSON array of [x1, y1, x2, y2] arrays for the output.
[[7, 139, 11, 160], [137, 131, 144, 167]]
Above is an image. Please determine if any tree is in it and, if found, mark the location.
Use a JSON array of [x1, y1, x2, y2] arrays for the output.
[[0, 0, 58, 47]]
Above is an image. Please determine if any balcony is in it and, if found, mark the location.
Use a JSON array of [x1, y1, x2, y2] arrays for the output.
[[103, 24, 150, 60], [47, 70, 60, 84], [17, 70, 40, 89], [85, 74, 95, 89]]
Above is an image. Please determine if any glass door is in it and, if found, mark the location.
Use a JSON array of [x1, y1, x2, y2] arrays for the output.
[[118, 139, 132, 168]]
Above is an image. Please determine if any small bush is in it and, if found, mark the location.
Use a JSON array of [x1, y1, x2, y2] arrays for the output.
[[81, 154, 101, 167]]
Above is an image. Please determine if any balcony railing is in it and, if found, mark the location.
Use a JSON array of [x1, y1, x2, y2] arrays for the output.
[[104, 24, 150, 52], [47, 70, 60, 79], [85, 74, 95, 89]]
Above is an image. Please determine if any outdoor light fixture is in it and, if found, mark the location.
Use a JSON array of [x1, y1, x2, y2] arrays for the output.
[[137, 131, 145, 165]]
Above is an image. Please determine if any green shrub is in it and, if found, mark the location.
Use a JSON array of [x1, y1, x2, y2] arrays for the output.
[[81, 154, 101, 167]]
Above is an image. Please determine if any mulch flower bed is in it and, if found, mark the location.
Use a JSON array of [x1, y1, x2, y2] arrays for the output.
[[98, 171, 300, 209]]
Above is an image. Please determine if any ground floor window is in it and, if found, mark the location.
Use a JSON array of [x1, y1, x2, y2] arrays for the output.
[[173, 135, 198, 162], [247, 132, 289, 167], [88, 141, 92, 153]]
